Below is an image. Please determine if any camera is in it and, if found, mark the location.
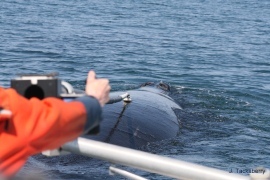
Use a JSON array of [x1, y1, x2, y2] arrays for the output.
[[11, 73, 62, 99], [10, 73, 85, 100]]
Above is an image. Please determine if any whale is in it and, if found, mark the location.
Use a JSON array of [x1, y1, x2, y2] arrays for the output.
[[84, 82, 182, 149]]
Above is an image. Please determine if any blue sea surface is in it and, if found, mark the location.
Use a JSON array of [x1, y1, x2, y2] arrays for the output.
[[1, 0, 270, 179]]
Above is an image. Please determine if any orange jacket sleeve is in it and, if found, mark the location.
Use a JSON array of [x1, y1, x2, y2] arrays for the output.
[[0, 87, 101, 177]]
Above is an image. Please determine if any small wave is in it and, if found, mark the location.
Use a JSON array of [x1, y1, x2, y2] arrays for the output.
[[7, 49, 62, 57], [252, 70, 270, 74]]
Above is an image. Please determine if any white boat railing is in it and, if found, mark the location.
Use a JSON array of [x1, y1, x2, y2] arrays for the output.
[[43, 137, 270, 180], [109, 166, 148, 180]]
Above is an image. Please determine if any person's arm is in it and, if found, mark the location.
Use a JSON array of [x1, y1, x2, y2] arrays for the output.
[[0, 70, 110, 177], [0, 87, 101, 177]]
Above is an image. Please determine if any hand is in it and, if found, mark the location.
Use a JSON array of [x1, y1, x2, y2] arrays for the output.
[[85, 71, 111, 107]]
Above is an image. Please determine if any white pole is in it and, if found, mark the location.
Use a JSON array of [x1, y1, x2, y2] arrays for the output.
[[62, 138, 249, 180], [109, 166, 148, 180]]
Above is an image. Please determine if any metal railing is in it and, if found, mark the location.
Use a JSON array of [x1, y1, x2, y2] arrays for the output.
[[45, 137, 269, 180]]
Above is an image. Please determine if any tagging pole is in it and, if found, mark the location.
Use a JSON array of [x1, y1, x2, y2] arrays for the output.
[[62, 137, 249, 180]]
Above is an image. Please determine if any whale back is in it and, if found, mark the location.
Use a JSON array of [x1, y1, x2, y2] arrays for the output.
[[86, 87, 181, 149]]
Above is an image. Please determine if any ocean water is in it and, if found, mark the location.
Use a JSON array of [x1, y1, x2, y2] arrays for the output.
[[1, 0, 270, 179]]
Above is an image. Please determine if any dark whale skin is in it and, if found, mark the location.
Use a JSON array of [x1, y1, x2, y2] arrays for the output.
[[86, 86, 181, 149]]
